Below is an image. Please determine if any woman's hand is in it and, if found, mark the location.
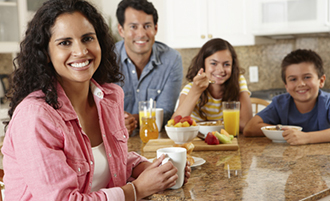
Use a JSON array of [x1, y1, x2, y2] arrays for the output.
[[133, 154, 178, 199], [184, 160, 191, 184]]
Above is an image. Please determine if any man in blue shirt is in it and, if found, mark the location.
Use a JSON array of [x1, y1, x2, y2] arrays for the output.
[[115, 0, 183, 135]]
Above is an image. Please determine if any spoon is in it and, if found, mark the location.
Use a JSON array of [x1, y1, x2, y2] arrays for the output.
[[276, 124, 282, 131], [197, 73, 215, 84]]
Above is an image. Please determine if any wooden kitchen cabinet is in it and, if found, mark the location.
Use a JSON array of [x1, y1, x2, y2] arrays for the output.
[[151, 0, 256, 48], [0, 0, 46, 53], [252, 0, 330, 37]]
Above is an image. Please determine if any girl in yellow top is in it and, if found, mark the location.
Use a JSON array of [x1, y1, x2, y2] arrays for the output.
[[173, 38, 252, 132]]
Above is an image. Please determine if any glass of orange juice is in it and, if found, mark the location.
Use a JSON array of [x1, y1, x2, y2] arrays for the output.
[[222, 101, 240, 136], [138, 100, 156, 126]]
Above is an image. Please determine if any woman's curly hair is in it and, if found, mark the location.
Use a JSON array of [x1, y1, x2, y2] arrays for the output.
[[186, 38, 244, 120], [7, 0, 123, 123]]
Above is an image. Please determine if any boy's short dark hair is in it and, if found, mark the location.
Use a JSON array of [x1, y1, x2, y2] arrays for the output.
[[281, 49, 324, 84], [116, 0, 158, 27]]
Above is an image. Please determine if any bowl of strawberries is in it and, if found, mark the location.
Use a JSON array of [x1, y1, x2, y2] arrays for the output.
[[165, 115, 200, 144]]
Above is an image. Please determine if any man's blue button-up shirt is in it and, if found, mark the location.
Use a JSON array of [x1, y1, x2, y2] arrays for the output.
[[115, 40, 183, 126]]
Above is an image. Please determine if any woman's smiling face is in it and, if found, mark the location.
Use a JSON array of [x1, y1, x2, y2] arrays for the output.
[[204, 50, 233, 85], [48, 12, 101, 85]]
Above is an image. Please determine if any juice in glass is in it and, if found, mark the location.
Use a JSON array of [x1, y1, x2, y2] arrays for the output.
[[223, 101, 240, 136], [223, 109, 240, 136], [139, 110, 156, 126], [139, 100, 156, 126], [140, 116, 159, 143]]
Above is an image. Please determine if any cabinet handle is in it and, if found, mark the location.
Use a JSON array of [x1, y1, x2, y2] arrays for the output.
[[208, 34, 213, 38], [201, 35, 205, 39]]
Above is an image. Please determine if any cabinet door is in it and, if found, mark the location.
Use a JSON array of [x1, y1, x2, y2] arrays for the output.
[[207, 0, 254, 46], [0, 1, 19, 42], [0, 0, 47, 53], [0, 0, 20, 52], [152, 0, 255, 48], [153, 0, 208, 48], [253, 0, 330, 36], [19, 0, 48, 37]]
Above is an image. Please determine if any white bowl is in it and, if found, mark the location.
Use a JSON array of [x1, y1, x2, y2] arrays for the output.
[[165, 125, 200, 144], [261, 125, 303, 143], [198, 121, 224, 137]]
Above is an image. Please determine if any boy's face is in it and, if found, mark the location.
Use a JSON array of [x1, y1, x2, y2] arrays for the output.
[[285, 62, 325, 104]]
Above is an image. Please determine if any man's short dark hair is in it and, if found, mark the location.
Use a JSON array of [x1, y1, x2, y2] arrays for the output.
[[116, 0, 158, 27]]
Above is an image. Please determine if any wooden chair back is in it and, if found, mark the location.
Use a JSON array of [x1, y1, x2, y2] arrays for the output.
[[250, 97, 270, 115]]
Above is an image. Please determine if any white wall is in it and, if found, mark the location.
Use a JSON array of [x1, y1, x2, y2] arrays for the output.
[[87, 0, 121, 38]]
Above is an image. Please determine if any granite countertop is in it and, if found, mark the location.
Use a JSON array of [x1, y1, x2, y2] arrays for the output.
[[128, 132, 330, 201]]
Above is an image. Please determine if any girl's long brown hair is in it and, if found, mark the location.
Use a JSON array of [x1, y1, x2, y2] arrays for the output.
[[186, 38, 244, 120]]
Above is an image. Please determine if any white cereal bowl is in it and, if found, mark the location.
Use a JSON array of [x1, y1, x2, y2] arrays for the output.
[[261, 125, 303, 143], [198, 121, 224, 137], [165, 125, 200, 144]]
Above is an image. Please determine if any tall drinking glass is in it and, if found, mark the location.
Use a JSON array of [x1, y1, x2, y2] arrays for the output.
[[223, 101, 240, 136], [138, 100, 156, 126]]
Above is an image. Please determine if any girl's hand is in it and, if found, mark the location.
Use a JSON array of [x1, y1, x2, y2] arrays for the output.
[[133, 154, 178, 199], [184, 160, 191, 184], [282, 127, 309, 145], [192, 68, 209, 93]]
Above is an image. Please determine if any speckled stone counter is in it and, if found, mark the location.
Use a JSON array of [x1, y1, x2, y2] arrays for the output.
[[128, 132, 330, 201]]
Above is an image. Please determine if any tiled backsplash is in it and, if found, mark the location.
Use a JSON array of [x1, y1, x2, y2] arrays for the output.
[[0, 53, 13, 74], [1, 36, 330, 92], [176, 36, 330, 92]]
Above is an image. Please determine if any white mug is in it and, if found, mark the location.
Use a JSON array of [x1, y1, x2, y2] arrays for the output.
[[155, 108, 163, 132], [157, 147, 186, 189]]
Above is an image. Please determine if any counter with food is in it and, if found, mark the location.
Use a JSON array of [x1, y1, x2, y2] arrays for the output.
[[128, 132, 330, 201]]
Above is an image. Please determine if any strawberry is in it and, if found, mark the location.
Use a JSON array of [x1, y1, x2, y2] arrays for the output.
[[179, 116, 193, 125], [205, 132, 219, 145], [209, 134, 220, 145], [173, 115, 182, 124], [205, 132, 212, 144]]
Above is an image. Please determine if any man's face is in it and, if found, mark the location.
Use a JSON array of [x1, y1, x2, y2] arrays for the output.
[[118, 7, 157, 58]]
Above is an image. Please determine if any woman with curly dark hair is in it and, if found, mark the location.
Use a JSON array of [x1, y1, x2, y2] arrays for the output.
[[173, 38, 252, 133], [1, 0, 189, 200]]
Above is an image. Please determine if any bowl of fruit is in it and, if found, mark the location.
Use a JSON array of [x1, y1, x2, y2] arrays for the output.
[[165, 115, 200, 144]]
